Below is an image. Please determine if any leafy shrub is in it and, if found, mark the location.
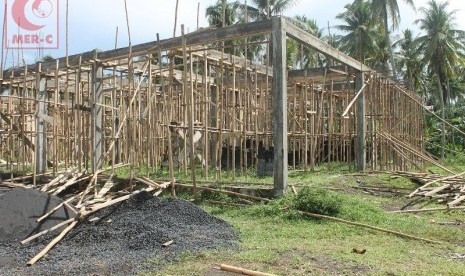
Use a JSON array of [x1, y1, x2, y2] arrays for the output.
[[293, 187, 342, 216]]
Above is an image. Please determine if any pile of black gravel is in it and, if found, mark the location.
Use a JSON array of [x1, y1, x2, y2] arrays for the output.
[[0, 188, 75, 243], [0, 191, 238, 276]]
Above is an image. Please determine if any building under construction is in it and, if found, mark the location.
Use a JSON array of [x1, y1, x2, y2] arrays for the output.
[[1, 17, 431, 195]]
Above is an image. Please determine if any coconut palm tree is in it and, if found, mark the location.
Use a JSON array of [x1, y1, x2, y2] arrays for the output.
[[371, 0, 415, 31], [245, 0, 299, 21], [291, 15, 326, 68], [206, 0, 242, 28], [393, 29, 424, 92], [416, 0, 465, 158], [370, 0, 415, 79], [335, 0, 382, 63]]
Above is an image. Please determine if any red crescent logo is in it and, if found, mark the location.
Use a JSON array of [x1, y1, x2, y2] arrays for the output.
[[12, 0, 45, 31]]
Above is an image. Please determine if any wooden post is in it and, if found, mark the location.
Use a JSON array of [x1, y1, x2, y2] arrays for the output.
[[271, 17, 288, 197], [356, 72, 366, 171], [91, 59, 104, 172], [35, 64, 47, 174]]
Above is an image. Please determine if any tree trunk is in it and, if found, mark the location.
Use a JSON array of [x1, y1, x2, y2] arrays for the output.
[[437, 76, 446, 159], [383, 14, 397, 80], [446, 78, 455, 149]]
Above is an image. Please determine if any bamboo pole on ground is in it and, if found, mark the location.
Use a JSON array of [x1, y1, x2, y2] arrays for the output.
[[299, 211, 442, 244], [174, 182, 270, 203], [389, 206, 465, 214], [27, 220, 79, 266], [21, 218, 75, 245], [220, 264, 276, 276]]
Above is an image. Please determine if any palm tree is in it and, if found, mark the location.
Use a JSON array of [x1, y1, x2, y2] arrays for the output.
[[369, 35, 391, 74], [246, 0, 299, 21], [393, 29, 424, 92], [291, 15, 326, 68], [416, 0, 465, 158], [41, 55, 54, 62], [370, 0, 415, 78], [371, 0, 415, 31], [335, 0, 382, 63], [206, 0, 242, 28]]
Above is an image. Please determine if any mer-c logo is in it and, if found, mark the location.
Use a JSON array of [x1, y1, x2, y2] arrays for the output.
[[6, 0, 59, 49]]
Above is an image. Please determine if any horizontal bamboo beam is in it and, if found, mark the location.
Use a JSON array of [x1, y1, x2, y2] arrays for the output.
[[3, 19, 273, 77]]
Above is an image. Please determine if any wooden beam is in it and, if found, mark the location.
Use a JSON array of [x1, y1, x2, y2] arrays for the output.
[[284, 19, 371, 72], [3, 19, 273, 77]]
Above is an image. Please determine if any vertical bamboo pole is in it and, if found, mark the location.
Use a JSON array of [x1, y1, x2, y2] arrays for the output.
[[203, 50, 209, 180], [292, 83, 297, 169], [53, 60, 59, 175], [157, 34, 175, 197], [181, 28, 188, 176], [181, 25, 197, 197], [310, 82, 315, 171], [20, 66, 27, 174], [254, 66, 259, 171], [231, 59, 236, 179], [304, 71, 308, 171]]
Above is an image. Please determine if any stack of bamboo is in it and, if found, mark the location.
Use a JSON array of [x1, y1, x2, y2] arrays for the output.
[[389, 171, 465, 212]]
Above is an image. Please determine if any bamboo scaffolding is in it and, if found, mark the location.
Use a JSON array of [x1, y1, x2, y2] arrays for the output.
[[0, 18, 432, 193]]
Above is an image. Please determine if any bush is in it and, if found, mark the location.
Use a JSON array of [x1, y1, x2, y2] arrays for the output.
[[293, 187, 342, 216]]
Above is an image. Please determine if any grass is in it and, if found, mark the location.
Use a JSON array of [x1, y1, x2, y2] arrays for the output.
[[144, 164, 465, 276], [4, 159, 464, 275]]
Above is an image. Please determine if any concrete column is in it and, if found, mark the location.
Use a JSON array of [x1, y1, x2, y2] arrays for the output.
[[356, 72, 366, 171], [272, 17, 288, 197], [36, 74, 47, 174], [92, 63, 104, 172]]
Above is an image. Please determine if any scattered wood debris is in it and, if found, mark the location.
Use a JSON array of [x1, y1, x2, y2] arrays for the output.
[[352, 248, 367, 254], [162, 240, 174, 247], [383, 171, 465, 212], [219, 264, 277, 276], [0, 166, 268, 266], [449, 253, 465, 260]]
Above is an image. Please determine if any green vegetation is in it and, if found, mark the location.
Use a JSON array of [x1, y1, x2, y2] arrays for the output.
[[293, 187, 343, 216], [146, 168, 465, 275]]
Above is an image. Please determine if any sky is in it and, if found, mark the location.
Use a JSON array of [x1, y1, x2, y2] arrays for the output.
[[1, 0, 465, 68]]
